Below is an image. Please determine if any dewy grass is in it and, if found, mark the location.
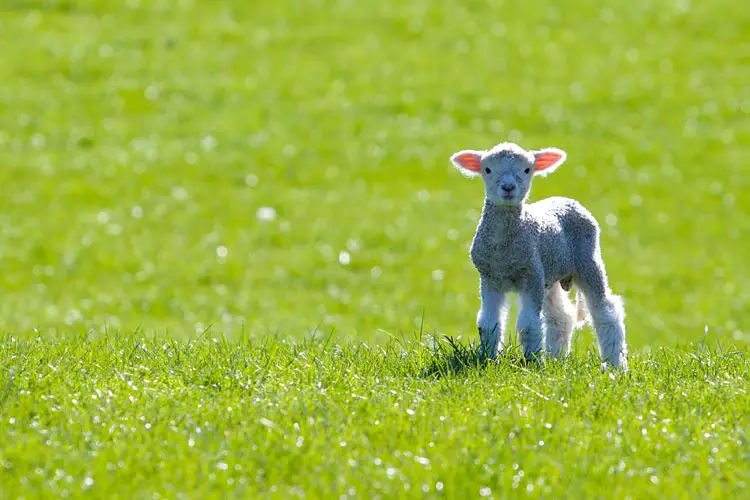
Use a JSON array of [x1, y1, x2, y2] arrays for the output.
[[1, 334, 748, 498]]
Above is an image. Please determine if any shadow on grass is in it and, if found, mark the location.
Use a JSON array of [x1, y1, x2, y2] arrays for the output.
[[419, 335, 539, 378]]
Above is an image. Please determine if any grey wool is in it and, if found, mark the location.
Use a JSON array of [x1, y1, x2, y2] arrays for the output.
[[450, 142, 628, 370]]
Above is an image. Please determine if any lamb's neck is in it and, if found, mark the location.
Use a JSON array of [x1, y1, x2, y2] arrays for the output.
[[479, 198, 524, 239]]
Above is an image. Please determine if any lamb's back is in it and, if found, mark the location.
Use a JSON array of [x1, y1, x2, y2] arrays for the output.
[[527, 196, 598, 233]]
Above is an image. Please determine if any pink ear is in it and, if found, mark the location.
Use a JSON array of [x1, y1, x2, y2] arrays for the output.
[[533, 148, 567, 176], [450, 150, 483, 177]]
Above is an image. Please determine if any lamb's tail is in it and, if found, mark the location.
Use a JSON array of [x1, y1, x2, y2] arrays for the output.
[[574, 288, 590, 330]]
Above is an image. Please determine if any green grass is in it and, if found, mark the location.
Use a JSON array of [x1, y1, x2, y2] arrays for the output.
[[1, 335, 748, 498], [1, 0, 750, 497]]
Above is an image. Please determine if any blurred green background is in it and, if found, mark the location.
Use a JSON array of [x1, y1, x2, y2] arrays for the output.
[[1, 0, 749, 348]]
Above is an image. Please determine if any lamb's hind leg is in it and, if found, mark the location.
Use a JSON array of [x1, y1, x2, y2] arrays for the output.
[[577, 258, 628, 370], [543, 281, 576, 359]]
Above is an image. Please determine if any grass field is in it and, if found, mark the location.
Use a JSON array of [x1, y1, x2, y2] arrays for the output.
[[1, 336, 748, 498], [1, 0, 749, 497]]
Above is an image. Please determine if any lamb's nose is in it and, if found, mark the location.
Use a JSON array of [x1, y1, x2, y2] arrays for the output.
[[501, 183, 515, 193]]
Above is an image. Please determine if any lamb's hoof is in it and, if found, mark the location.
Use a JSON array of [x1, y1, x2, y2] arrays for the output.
[[601, 356, 629, 373], [522, 353, 544, 367], [476, 345, 497, 362], [476, 327, 500, 362], [545, 351, 568, 363]]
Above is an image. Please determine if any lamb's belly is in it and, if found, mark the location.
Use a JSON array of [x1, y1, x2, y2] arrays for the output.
[[541, 261, 572, 289]]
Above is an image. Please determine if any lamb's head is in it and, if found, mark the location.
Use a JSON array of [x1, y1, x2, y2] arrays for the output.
[[450, 142, 567, 206]]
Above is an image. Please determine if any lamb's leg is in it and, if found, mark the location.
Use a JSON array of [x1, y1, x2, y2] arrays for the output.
[[543, 281, 576, 359], [577, 258, 628, 370], [517, 277, 545, 361], [477, 276, 507, 359]]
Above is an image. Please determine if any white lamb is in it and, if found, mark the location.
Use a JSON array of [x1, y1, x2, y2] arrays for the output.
[[450, 142, 628, 370]]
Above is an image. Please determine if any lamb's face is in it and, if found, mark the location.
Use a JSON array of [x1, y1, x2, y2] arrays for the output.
[[479, 149, 536, 206], [450, 142, 568, 206]]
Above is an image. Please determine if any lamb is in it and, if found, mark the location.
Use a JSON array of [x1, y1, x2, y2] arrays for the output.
[[450, 142, 628, 370]]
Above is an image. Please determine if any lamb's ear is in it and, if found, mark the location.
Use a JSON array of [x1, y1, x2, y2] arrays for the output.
[[450, 150, 484, 178], [532, 148, 567, 177]]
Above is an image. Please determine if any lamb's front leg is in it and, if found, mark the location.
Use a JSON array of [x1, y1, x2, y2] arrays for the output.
[[517, 276, 545, 361], [477, 275, 507, 359]]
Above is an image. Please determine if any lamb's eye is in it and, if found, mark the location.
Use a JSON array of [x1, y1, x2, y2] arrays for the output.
[[485, 168, 491, 174], [524, 167, 531, 174]]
